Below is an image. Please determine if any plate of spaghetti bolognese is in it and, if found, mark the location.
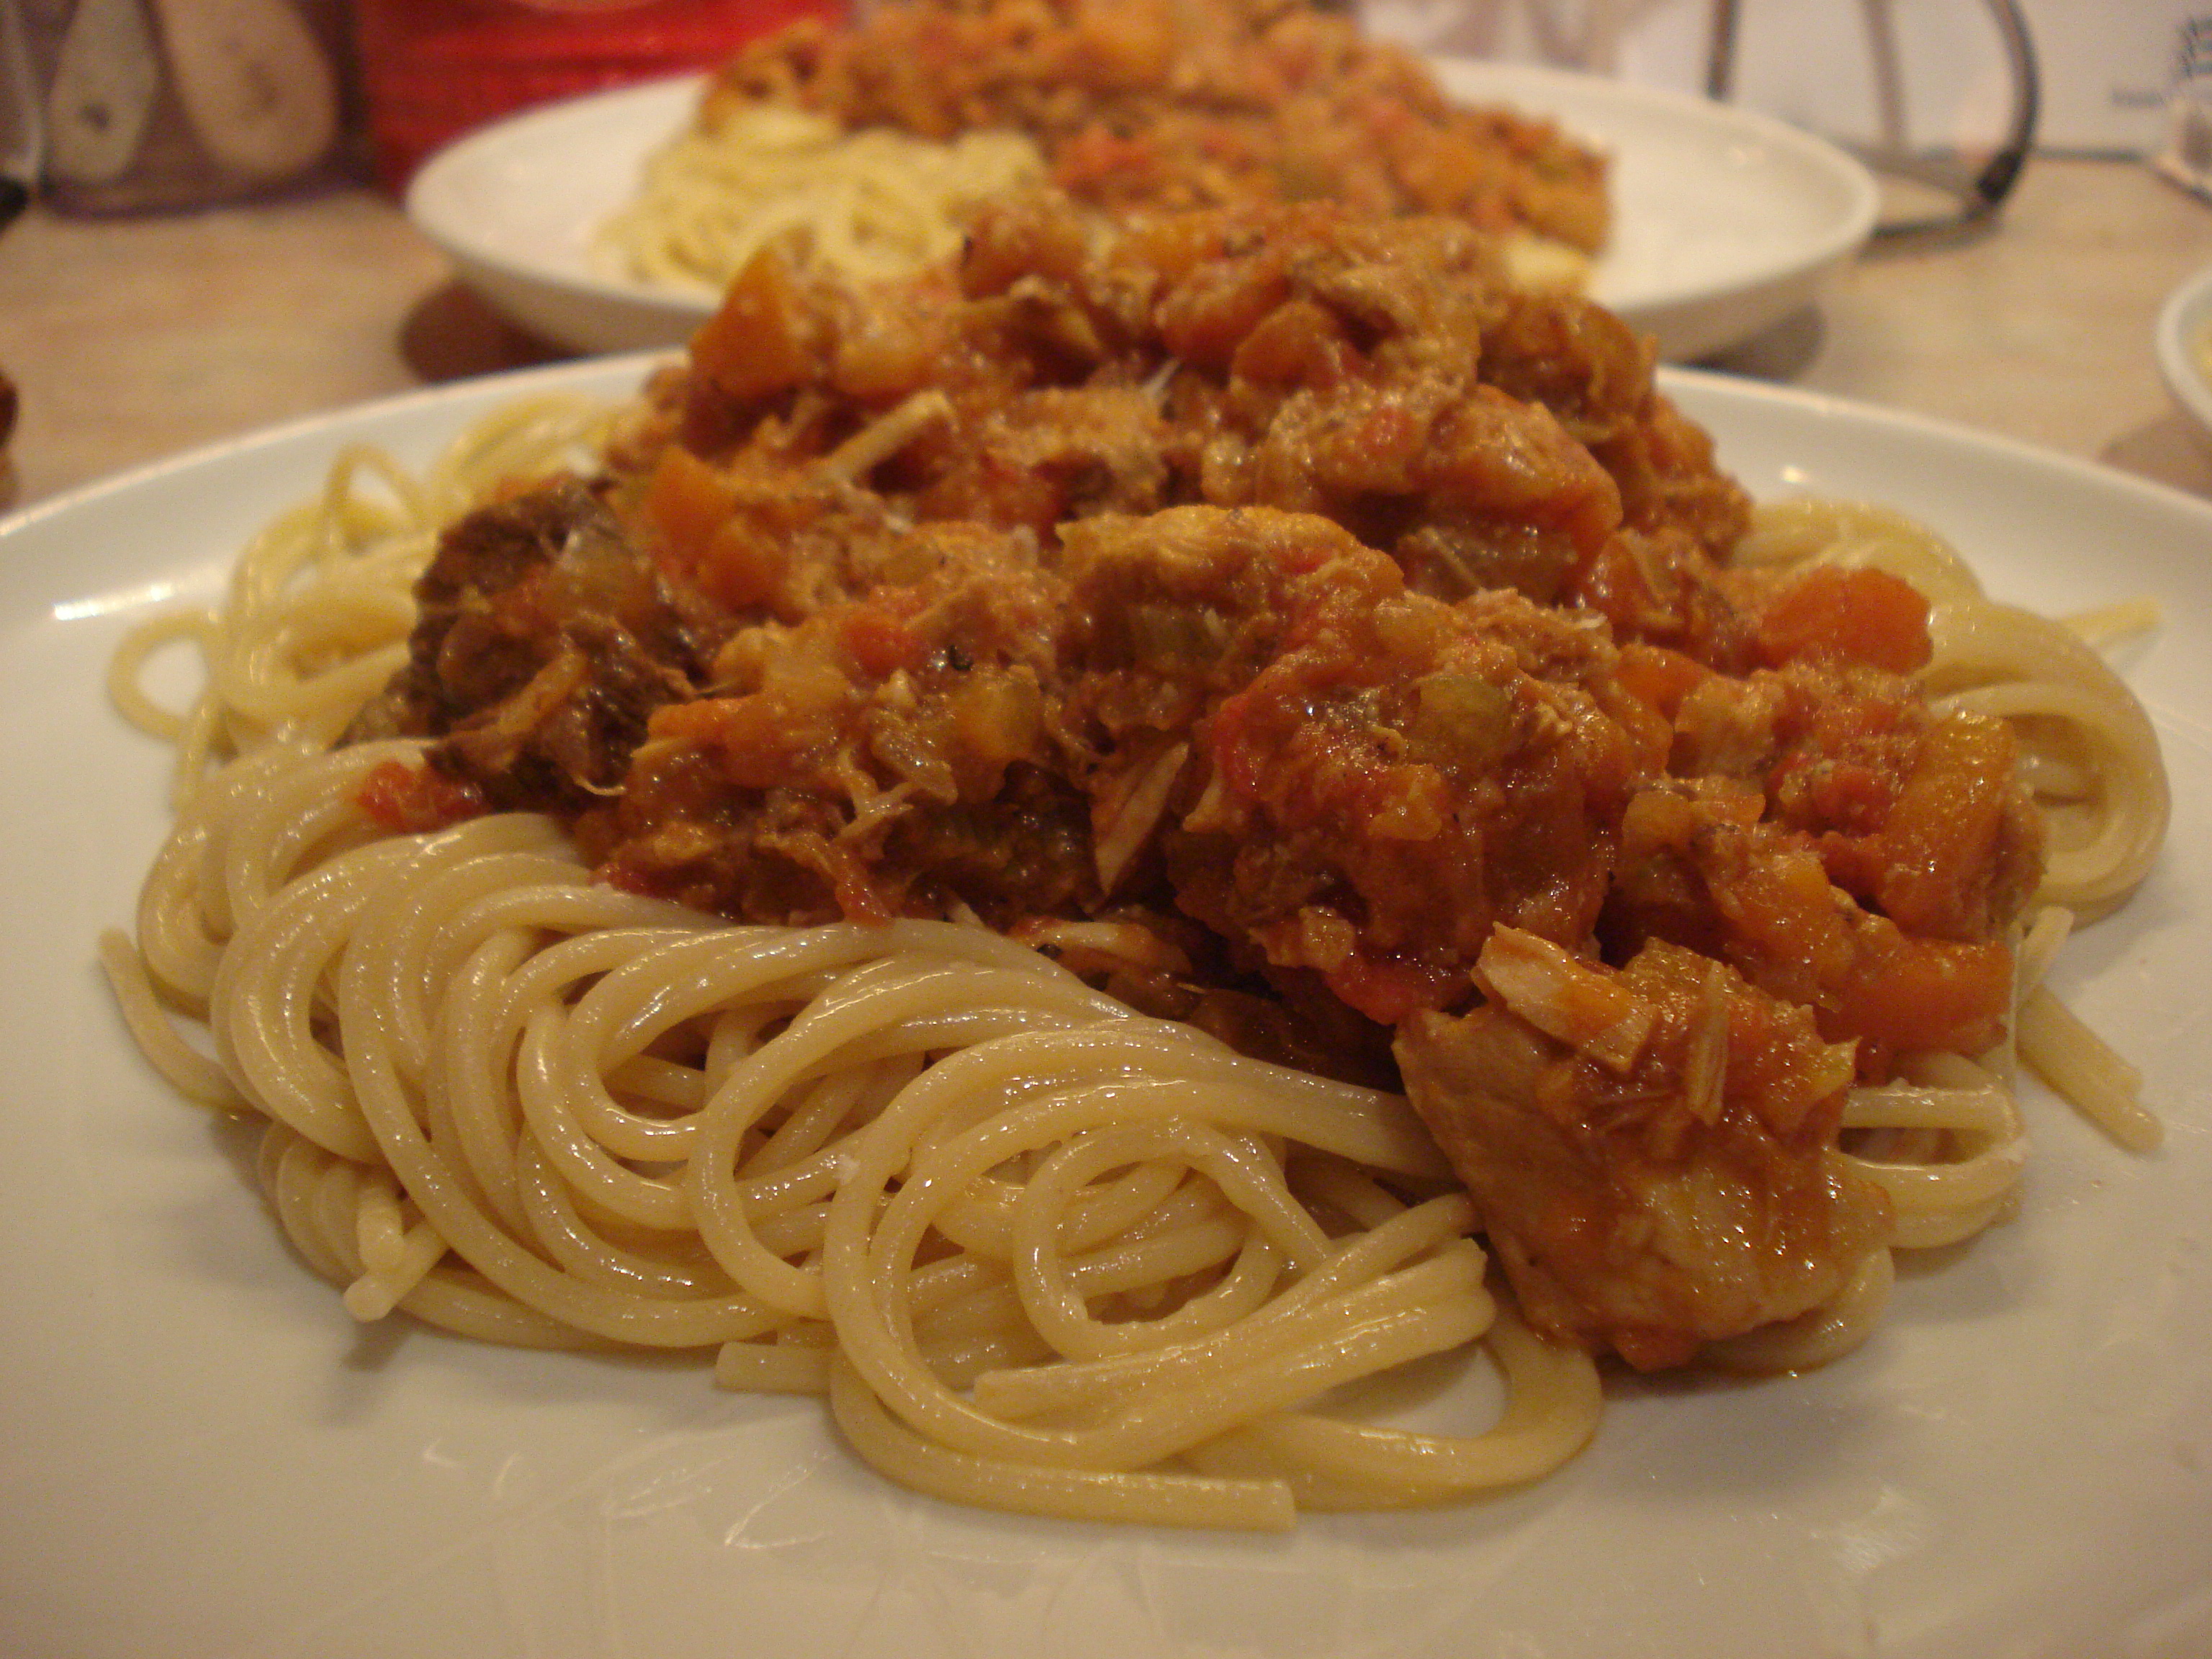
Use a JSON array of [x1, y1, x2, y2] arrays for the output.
[[409, 55, 1874, 363], [0, 338, 2203, 1658]]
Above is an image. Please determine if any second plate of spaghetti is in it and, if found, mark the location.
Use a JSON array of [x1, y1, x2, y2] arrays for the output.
[[408, 62, 1876, 361]]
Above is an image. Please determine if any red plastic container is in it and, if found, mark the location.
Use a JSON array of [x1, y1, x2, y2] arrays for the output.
[[354, 0, 847, 190]]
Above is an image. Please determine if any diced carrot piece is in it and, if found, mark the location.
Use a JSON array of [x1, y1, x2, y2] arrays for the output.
[[1229, 299, 1354, 390], [697, 517, 789, 613], [1837, 934, 2012, 1060], [1712, 838, 1857, 988], [651, 684, 842, 789], [836, 604, 925, 678], [690, 249, 813, 405], [1112, 211, 1226, 287], [639, 446, 737, 571], [1755, 565, 1930, 673], [1874, 714, 2018, 938], [1613, 642, 1710, 719], [1155, 256, 1292, 369]]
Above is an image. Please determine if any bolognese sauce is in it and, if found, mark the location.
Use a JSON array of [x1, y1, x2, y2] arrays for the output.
[[351, 198, 2038, 1367]]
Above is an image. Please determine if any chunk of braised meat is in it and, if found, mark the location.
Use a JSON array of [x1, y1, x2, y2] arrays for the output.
[[1008, 197, 1751, 615], [666, 235, 1166, 529], [351, 482, 729, 813], [1563, 391, 1759, 671], [707, 0, 1609, 253], [643, 193, 1750, 644], [1397, 928, 1893, 1370], [1166, 261, 1632, 605], [1480, 293, 1744, 548], [1058, 505, 1663, 1025], [1012, 909, 1403, 1089], [580, 520, 1092, 926]]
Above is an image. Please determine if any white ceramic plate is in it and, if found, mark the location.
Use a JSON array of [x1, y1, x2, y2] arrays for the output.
[[3, 359, 2207, 1659], [407, 65, 1877, 361], [2154, 262, 2212, 439]]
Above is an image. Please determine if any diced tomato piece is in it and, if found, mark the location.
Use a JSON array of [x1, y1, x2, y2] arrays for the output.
[[1048, 126, 1164, 202], [1325, 949, 1459, 1025]]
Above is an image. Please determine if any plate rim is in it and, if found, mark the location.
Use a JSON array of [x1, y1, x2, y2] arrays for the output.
[[0, 352, 667, 544], [405, 72, 708, 315], [2154, 261, 2212, 438], [1426, 55, 1881, 295]]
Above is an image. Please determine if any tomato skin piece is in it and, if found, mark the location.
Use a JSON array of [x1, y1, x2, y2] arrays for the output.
[[1324, 950, 1460, 1026], [356, 760, 484, 835]]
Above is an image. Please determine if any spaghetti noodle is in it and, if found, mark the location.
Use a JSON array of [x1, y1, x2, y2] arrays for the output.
[[108, 733, 1586, 1529], [597, 105, 1047, 294]]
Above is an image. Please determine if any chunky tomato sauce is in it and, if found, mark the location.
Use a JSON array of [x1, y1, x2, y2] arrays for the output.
[[709, 0, 1611, 256], [351, 194, 2041, 1364]]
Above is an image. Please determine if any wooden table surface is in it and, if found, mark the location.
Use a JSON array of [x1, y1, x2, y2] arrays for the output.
[[2, 153, 2211, 511]]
